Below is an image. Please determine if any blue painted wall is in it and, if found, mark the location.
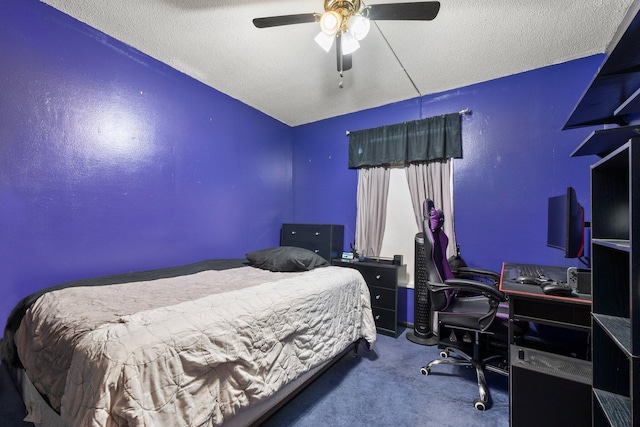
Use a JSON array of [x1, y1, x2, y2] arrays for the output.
[[1, 0, 604, 329]]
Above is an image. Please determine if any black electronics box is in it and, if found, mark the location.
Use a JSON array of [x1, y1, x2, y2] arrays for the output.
[[567, 267, 591, 295]]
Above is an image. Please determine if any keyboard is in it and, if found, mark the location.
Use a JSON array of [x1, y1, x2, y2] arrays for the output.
[[506, 263, 567, 283], [517, 265, 548, 279]]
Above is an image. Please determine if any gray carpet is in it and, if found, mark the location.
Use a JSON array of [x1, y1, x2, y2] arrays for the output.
[[261, 329, 509, 426], [0, 330, 509, 427]]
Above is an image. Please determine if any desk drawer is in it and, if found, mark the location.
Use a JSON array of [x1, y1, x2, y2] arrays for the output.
[[369, 286, 396, 311]]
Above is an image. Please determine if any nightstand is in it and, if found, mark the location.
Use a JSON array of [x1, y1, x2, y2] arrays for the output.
[[332, 259, 406, 337]]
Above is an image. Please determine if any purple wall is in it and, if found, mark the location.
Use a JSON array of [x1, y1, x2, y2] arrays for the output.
[[0, 0, 293, 331], [1, 0, 605, 330]]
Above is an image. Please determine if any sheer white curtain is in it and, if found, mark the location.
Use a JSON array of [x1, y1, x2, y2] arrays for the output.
[[405, 159, 456, 258], [355, 167, 390, 257]]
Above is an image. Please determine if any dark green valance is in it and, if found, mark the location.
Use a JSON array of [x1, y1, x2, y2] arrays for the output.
[[348, 112, 462, 169]]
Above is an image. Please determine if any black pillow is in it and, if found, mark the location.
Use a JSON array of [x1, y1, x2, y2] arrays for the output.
[[246, 246, 329, 272]]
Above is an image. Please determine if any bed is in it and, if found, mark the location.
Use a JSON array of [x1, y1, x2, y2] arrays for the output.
[[0, 248, 376, 427]]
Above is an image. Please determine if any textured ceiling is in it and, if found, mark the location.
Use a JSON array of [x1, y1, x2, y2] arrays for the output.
[[41, 0, 637, 126]]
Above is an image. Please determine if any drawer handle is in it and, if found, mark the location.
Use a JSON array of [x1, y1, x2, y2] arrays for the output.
[[375, 294, 381, 300], [375, 274, 381, 280], [315, 232, 320, 236], [290, 231, 296, 235], [314, 250, 319, 253], [375, 315, 380, 320]]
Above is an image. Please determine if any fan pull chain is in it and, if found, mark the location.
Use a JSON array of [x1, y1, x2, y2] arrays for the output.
[[339, 71, 344, 88]]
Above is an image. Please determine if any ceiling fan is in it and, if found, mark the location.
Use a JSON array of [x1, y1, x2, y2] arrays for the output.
[[253, 1, 441, 73]]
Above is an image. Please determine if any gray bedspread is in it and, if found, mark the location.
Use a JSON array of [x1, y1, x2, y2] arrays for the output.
[[14, 266, 376, 426]]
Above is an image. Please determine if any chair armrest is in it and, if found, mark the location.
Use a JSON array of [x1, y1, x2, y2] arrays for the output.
[[454, 267, 501, 282], [430, 278, 507, 303]]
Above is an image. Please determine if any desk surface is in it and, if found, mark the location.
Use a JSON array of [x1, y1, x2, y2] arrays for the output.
[[499, 262, 591, 305]]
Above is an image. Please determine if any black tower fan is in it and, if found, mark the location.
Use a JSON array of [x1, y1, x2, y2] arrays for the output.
[[407, 232, 438, 345]]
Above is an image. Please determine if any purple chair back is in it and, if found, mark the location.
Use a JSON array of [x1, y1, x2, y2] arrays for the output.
[[422, 199, 453, 310]]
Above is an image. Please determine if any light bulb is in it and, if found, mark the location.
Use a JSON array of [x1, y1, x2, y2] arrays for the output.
[[320, 11, 342, 36]]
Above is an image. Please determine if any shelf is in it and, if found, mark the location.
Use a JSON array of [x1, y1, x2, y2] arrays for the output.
[[564, 3, 640, 129], [615, 86, 640, 116], [594, 388, 631, 427], [571, 125, 640, 158], [593, 313, 631, 356], [592, 238, 631, 251], [565, 72, 640, 129]]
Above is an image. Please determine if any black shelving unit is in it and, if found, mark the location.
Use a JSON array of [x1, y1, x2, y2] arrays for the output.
[[563, 2, 640, 425], [590, 141, 640, 426]]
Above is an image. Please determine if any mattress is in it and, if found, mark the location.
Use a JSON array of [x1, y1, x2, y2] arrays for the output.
[[2, 261, 376, 427]]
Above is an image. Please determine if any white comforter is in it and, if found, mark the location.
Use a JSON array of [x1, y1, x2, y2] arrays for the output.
[[15, 266, 376, 427]]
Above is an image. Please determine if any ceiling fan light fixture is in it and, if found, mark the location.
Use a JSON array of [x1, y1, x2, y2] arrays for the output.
[[341, 30, 360, 55], [346, 14, 370, 41], [320, 11, 342, 35], [314, 31, 335, 52]]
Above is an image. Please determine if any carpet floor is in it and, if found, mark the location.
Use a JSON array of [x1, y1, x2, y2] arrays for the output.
[[261, 329, 509, 426]]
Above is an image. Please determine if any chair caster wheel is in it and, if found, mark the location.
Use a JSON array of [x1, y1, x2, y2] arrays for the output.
[[473, 399, 486, 411], [439, 350, 449, 358], [420, 367, 430, 375]]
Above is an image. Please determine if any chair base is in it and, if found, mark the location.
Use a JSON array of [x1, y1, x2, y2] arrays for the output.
[[421, 346, 507, 411], [406, 331, 439, 346]]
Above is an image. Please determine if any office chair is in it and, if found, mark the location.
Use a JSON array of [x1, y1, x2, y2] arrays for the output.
[[418, 199, 510, 411]]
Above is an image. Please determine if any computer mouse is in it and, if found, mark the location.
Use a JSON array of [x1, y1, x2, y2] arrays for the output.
[[514, 276, 539, 285], [541, 281, 574, 297]]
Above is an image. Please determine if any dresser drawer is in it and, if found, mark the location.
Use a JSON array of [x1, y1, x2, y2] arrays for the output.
[[359, 267, 398, 290], [372, 307, 396, 332], [281, 224, 332, 242], [281, 224, 344, 262], [368, 286, 396, 311]]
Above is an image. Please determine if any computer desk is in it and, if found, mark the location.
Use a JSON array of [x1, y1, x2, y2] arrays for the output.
[[499, 262, 592, 427]]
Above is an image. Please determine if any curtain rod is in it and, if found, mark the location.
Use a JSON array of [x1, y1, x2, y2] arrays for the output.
[[345, 108, 472, 136]]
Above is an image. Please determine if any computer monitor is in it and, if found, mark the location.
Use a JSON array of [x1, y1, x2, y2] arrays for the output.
[[547, 186, 584, 258]]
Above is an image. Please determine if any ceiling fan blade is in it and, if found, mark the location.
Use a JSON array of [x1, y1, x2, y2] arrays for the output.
[[253, 13, 318, 28], [367, 2, 441, 21], [336, 35, 353, 72]]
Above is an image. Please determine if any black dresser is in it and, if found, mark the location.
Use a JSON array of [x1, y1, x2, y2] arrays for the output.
[[332, 259, 406, 337], [280, 223, 344, 262]]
